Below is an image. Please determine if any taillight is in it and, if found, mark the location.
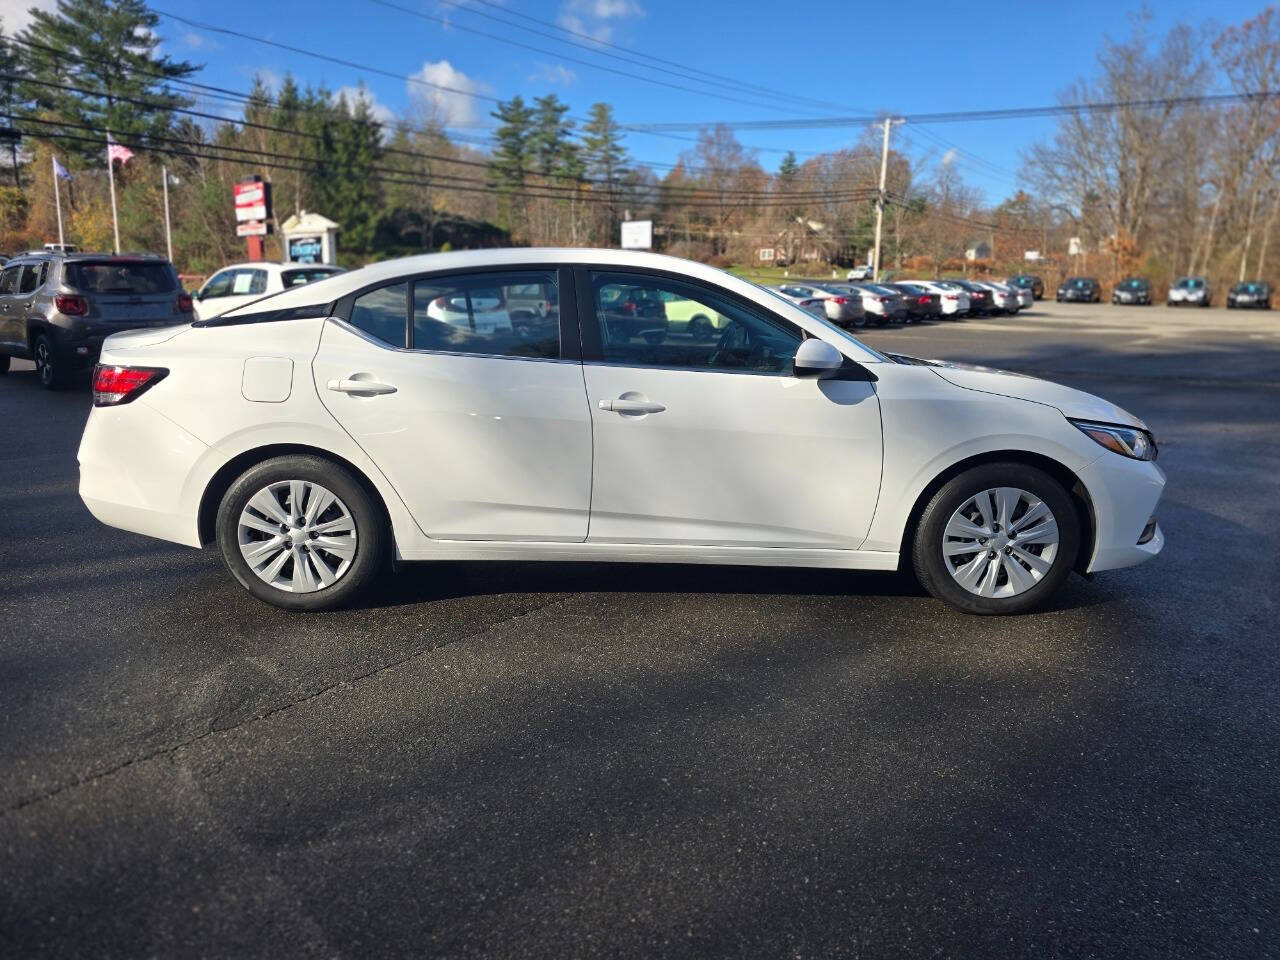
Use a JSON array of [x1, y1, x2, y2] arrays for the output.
[[91, 364, 168, 407], [830, 296, 848, 305], [55, 294, 88, 316], [917, 296, 930, 304], [944, 294, 958, 300], [432, 297, 448, 309], [875, 296, 890, 302], [621, 300, 637, 314], [177, 292, 193, 313]]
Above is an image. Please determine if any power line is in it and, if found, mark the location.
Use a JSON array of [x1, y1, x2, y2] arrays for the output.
[[622, 89, 1280, 131], [20, 113, 883, 209], [437, 0, 863, 116], [367, 0, 825, 117]]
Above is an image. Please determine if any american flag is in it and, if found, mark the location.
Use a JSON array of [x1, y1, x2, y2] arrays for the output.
[[106, 132, 134, 165]]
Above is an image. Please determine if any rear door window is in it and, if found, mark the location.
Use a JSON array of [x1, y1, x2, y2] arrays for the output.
[[411, 271, 560, 359], [18, 262, 45, 294], [349, 283, 408, 347], [65, 260, 175, 294]]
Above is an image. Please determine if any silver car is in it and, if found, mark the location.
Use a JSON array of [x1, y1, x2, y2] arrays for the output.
[[1167, 276, 1212, 307], [773, 282, 866, 328], [0, 251, 191, 388], [974, 280, 1021, 314]]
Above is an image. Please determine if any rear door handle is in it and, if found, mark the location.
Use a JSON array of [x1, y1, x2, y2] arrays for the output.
[[327, 378, 397, 396], [599, 398, 665, 414]]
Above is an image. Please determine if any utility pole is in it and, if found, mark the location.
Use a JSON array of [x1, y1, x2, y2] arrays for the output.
[[872, 117, 902, 282], [161, 166, 173, 263]]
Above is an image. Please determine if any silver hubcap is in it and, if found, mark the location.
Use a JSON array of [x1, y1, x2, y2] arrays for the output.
[[942, 487, 1060, 599], [237, 480, 357, 593]]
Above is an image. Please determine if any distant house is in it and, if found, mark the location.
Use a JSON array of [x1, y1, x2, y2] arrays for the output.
[[965, 240, 993, 261], [762, 217, 830, 265]]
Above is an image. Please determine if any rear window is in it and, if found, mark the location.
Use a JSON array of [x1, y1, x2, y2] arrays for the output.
[[281, 268, 341, 288], [66, 260, 175, 294]]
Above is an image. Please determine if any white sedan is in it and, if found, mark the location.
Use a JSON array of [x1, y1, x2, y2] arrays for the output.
[[912, 280, 971, 317], [80, 249, 1165, 616], [193, 262, 345, 321]]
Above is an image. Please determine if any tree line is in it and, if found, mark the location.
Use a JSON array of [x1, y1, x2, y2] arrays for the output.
[[0, 0, 1277, 296]]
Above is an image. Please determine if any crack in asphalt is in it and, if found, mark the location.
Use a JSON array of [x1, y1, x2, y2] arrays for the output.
[[1, 594, 577, 818]]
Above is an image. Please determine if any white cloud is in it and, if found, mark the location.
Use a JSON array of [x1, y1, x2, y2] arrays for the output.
[[334, 85, 395, 126], [557, 0, 644, 43], [0, 0, 57, 32], [182, 31, 218, 50], [941, 148, 957, 168], [408, 59, 486, 127], [529, 63, 577, 86]]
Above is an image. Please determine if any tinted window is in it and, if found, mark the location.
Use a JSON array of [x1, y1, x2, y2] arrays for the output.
[[0, 264, 21, 295], [282, 268, 341, 288], [66, 261, 175, 294], [350, 283, 407, 347], [412, 271, 559, 359], [201, 270, 235, 299], [18, 262, 45, 294], [591, 272, 801, 374]]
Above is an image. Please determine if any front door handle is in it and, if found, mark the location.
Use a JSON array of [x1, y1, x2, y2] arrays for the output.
[[327, 377, 397, 396], [599, 398, 665, 414]]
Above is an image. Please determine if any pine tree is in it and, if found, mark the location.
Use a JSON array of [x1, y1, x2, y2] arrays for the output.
[[311, 86, 384, 256], [0, 30, 29, 186], [581, 102, 628, 245], [490, 95, 533, 236], [18, 0, 198, 160]]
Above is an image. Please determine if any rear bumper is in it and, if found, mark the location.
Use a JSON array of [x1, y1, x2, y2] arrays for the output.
[[78, 399, 223, 548]]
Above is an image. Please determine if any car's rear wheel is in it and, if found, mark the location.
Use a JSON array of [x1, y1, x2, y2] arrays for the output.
[[216, 455, 387, 612], [688, 315, 714, 342], [33, 334, 65, 389], [912, 462, 1080, 615]]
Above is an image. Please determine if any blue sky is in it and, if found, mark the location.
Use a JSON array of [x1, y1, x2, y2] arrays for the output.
[[6, 0, 1267, 202]]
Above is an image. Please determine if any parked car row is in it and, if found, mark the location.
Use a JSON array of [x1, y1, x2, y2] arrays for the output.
[[1050, 274, 1273, 308], [769, 277, 1033, 328]]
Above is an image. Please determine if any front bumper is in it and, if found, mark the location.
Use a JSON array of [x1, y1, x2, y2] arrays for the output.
[[1078, 453, 1167, 572]]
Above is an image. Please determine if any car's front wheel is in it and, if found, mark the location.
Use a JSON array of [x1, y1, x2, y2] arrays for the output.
[[216, 455, 387, 612], [912, 463, 1081, 615]]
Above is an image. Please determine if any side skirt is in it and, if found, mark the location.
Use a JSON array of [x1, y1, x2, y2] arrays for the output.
[[396, 540, 900, 570]]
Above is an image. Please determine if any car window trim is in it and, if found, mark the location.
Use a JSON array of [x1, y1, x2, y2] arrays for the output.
[[329, 264, 579, 362]]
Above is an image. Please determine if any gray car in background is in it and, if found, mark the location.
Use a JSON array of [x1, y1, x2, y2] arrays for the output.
[[0, 250, 191, 388], [773, 282, 867, 328]]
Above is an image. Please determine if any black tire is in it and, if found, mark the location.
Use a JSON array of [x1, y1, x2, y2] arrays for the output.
[[33, 333, 65, 390], [216, 454, 388, 612], [911, 462, 1081, 616], [688, 315, 714, 342], [0, 354, 10, 374]]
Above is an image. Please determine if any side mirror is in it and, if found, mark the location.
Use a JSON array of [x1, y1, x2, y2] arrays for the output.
[[793, 338, 844, 378], [190, 289, 203, 301]]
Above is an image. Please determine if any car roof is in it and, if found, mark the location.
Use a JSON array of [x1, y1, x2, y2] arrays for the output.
[[221, 248, 775, 316], [212, 261, 344, 274]]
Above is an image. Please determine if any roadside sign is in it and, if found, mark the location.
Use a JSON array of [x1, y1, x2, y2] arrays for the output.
[[620, 220, 652, 250], [1024, 250, 1041, 261], [1068, 237, 1082, 256], [236, 220, 268, 237], [234, 178, 271, 222]]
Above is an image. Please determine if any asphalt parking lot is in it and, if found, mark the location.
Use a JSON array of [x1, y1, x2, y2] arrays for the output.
[[2, 301, 1277, 959]]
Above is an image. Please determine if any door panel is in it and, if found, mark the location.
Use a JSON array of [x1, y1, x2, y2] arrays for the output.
[[313, 320, 593, 541], [583, 365, 881, 547]]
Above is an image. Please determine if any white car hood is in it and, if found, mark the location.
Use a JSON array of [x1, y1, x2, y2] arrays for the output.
[[911, 359, 1147, 429]]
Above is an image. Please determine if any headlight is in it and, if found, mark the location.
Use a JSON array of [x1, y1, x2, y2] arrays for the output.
[[1070, 419, 1157, 460]]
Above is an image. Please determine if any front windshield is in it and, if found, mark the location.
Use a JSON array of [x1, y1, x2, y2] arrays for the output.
[[1177, 277, 1203, 289]]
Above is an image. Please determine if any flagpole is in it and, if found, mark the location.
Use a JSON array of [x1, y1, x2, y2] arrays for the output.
[[106, 137, 120, 254], [52, 155, 64, 247], [161, 166, 173, 262]]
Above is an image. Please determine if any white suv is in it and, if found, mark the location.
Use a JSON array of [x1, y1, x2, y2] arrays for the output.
[[193, 262, 345, 320]]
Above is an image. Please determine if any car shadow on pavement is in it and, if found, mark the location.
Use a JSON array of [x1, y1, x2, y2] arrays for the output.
[[357, 559, 1116, 615]]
